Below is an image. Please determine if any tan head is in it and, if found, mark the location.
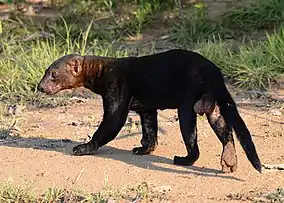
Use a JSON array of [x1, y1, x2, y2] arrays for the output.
[[37, 54, 84, 95]]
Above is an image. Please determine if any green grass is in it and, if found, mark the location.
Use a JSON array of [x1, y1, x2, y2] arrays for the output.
[[0, 182, 152, 203], [222, 0, 284, 31], [0, 18, 129, 104], [170, 3, 223, 46], [170, 0, 284, 89], [121, 0, 176, 36], [0, 183, 36, 203], [0, 0, 178, 104], [264, 188, 284, 202], [195, 29, 284, 89], [171, 0, 284, 44], [0, 0, 284, 106], [48, 0, 177, 40]]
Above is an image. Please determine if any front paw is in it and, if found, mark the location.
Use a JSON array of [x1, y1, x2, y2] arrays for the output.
[[73, 142, 98, 156]]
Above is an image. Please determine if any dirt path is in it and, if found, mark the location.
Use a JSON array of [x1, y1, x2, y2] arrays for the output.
[[0, 97, 284, 202]]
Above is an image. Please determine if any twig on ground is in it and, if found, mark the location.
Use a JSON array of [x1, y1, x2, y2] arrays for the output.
[[263, 164, 284, 170], [72, 168, 86, 185]]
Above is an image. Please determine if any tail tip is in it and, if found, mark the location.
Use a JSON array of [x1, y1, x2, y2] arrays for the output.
[[253, 160, 262, 173], [256, 166, 262, 173]]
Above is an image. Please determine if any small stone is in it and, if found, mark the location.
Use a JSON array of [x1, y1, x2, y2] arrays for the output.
[[71, 122, 78, 126], [269, 109, 282, 116], [107, 197, 116, 203], [153, 185, 171, 193], [7, 104, 25, 115], [69, 96, 87, 103]]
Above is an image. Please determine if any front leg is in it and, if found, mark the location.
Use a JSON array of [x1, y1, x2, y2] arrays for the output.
[[73, 85, 131, 156], [132, 110, 158, 155]]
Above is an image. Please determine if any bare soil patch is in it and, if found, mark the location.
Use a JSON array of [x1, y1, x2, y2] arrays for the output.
[[0, 92, 283, 202]]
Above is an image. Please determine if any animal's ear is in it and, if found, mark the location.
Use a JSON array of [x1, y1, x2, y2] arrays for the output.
[[69, 56, 83, 76]]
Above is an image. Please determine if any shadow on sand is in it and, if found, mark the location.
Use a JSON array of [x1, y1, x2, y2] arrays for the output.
[[0, 131, 244, 182]]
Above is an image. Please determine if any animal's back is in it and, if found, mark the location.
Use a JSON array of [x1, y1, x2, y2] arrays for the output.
[[124, 49, 214, 108]]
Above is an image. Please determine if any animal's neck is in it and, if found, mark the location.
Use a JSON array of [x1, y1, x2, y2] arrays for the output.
[[81, 55, 114, 94]]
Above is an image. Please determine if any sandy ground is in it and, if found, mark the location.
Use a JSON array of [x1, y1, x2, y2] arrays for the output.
[[0, 96, 283, 202]]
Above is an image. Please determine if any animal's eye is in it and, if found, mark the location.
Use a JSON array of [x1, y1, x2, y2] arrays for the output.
[[50, 71, 58, 80]]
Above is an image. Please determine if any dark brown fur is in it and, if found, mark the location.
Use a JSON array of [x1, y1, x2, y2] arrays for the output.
[[37, 49, 262, 173]]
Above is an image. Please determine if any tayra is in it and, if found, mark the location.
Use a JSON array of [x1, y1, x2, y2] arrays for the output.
[[37, 49, 262, 173]]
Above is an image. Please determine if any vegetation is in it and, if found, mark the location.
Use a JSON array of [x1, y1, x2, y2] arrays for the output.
[[263, 188, 284, 202], [0, 181, 151, 202], [0, 0, 283, 103], [0, 182, 283, 202], [171, 0, 284, 89], [0, 1, 283, 201], [222, 0, 284, 31]]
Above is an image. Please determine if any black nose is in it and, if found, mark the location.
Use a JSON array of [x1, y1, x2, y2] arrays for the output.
[[37, 85, 44, 92]]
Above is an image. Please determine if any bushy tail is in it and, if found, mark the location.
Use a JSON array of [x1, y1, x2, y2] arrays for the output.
[[203, 63, 262, 173], [228, 104, 262, 172]]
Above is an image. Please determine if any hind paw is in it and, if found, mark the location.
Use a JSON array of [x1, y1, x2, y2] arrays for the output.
[[221, 161, 237, 173], [221, 142, 238, 173], [174, 155, 199, 166]]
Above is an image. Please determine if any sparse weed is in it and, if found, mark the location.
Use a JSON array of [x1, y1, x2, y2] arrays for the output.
[[195, 31, 284, 90], [264, 188, 284, 202], [227, 27, 284, 89], [123, 0, 176, 36], [0, 183, 35, 203], [125, 2, 153, 36], [222, 0, 284, 31], [0, 0, 284, 105], [0, 37, 62, 102], [171, 3, 223, 46], [226, 42, 278, 89], [123, 0, 176, 10], [0, 182, 153, 203], [130, 181, 150, 199], [40, 187, 66, 203], [174, 0, 284, 90], [0, 17, 129, 104], [194, 38, 232, 74], [264, 27, 284, 74], [0, 20, 2, 34]]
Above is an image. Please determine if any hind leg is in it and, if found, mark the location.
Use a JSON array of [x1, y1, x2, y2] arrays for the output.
[[132, 110, 158, 155], [174, 101, 199, 166], [206, 104, 237, 173]]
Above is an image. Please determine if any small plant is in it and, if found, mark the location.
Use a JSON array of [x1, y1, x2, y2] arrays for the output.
[[264, 188, 284, 202], [264, 26, 284, 75], [123, 0, 176, 10], [0, 20, 2, 34], [171, 3, 223, 46], [0, 182, 155, 203], [228, 42, 278, 89], [131, 181, 150, 200], [222, 0, 284, 31], [0, 17, 131, 104], [123, 2, 153, 36], [194, 38, 232, 74], [193, 26, 284, 90], [41, 187, 65, 203], [0, 183, 35, 203]]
